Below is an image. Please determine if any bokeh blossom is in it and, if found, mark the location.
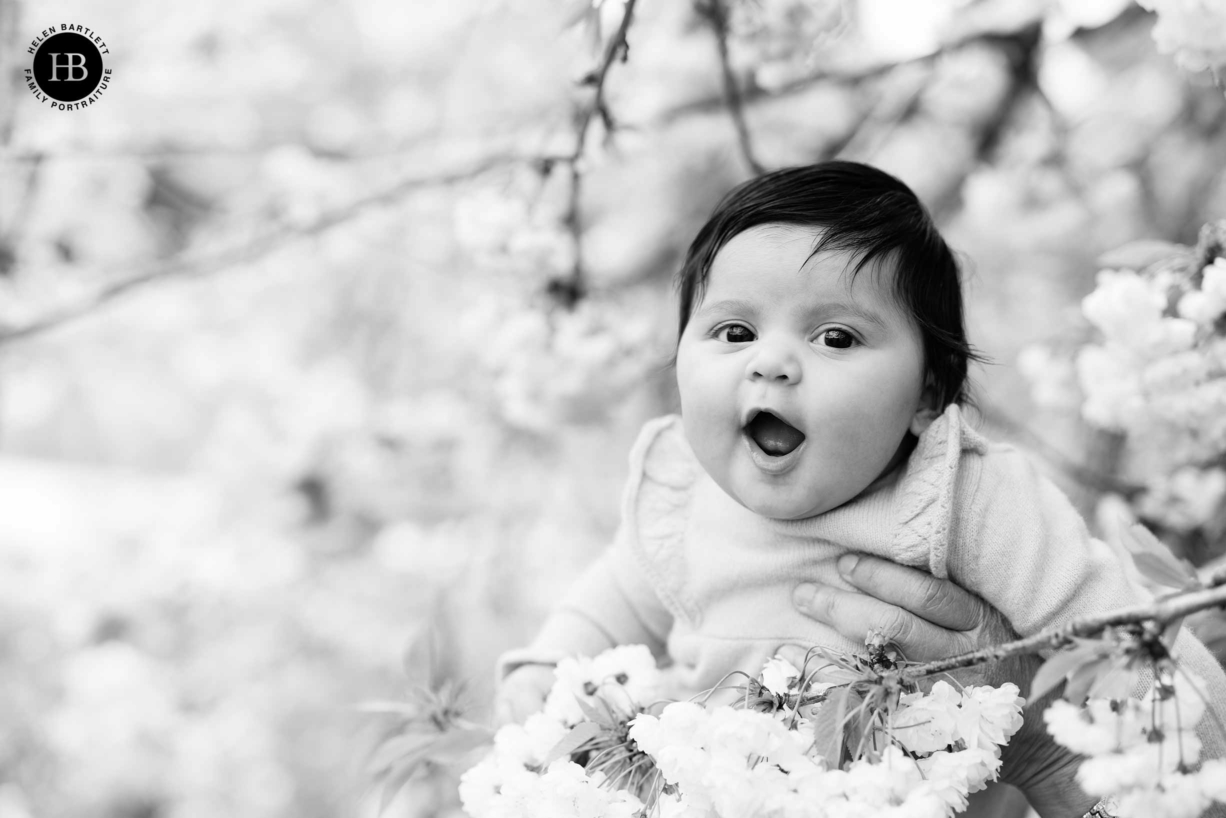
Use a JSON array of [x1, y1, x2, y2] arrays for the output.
[[1045, 672, 1225, 818], [1135, 0, 1226, 73]]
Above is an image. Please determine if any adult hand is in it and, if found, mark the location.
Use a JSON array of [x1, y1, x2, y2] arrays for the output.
[[782, 553, 1096, 818], [787, 552, 1008, 678]]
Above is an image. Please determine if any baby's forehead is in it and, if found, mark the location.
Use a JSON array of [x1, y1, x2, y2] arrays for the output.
[[710, 223, 903, 293]]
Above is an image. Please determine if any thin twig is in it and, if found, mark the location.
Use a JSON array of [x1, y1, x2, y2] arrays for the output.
[[904, 583, 1226, 680], [652, 16, 1038, 129], [697, 0, 765, 175], [552, 0, 639, 309], [0, 155, 522, 345]]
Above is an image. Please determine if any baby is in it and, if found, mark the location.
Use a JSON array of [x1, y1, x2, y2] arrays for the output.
[[494, 161, 1226, 757]]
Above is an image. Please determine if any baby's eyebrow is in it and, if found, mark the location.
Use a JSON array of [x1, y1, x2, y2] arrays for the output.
[[694, 297, 891, 330], [809, 300, 889, 330], [693, 298, 757, 320]]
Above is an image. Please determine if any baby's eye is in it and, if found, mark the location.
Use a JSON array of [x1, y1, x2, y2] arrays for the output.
[[716, 324, 756, 343], [816, 329, 856, 349]]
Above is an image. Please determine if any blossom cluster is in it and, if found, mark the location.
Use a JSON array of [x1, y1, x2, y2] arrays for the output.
[[453, 187, 574, 285], [1077, 254, 1226, 530], [459, 646, 1024, 818], [543, 645, 662, 726], [1021, 234, 1226, 534], [458, 711, 644, 818], [466, 297, 656, 432], [1077, 262, 1220, 435], [458, 647, 659, 818], [728, 0, 848, 88], [1044, 671, 1226, 818], [1134, 0, 1226, 75]]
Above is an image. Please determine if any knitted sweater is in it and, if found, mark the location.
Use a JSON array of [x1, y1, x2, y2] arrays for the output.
[[501, 404, 1226, 762]]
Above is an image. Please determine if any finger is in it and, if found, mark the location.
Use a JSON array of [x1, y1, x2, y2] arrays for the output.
[[792, 582, 969, 662], [835, 554, 985, 632]]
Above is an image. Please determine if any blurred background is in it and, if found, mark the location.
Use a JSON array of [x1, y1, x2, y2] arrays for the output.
[[1, 0, 1225, 816]]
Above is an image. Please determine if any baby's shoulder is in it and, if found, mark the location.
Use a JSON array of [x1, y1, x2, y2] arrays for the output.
[[626, 414, 701, 490], [952, 431, 1071, 524], [619, 415, 704, 622]]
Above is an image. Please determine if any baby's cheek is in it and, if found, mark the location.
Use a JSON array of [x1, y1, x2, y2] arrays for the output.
[[679, 373, 734, 427]]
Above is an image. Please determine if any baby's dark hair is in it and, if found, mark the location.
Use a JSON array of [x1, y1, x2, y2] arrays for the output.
[[675, 160, 982, 409]]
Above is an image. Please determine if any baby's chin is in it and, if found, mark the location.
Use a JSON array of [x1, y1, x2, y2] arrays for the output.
[[728, 482, 840, 521]]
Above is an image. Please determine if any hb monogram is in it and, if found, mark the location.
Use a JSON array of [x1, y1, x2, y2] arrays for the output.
[[48, 53, 89, 81]]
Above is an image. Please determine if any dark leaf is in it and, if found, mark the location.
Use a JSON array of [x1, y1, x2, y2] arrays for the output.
[[1087, 654, 1141, 702], [1162, 616, 1187, 652], [1132, 553, 1200, 591], [845, 689, 879, 762], [1118, 524, 1199, 590], [1096, 240, 1188, 272], [810, 686, 852, 769], [575, 695, 619, 728], [1028, 640, 1114, 705], [543, 721, 606, 766], [1065, 657, 1115, 706], [1187, 610, 1226, 663]]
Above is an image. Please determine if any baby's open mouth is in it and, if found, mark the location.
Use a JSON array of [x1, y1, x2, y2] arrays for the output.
[[744, 411, 806, 457]]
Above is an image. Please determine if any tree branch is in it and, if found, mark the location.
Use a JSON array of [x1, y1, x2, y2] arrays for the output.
[[551, 0, 639, 309], [696, 0, 765, 175], [0, 155, 525, 345], [652, 16, 1028, 131], [904, 581, 1226, 680]]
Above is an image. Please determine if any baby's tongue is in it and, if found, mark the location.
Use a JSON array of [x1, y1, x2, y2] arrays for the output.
[[747, 413, 805, 456]]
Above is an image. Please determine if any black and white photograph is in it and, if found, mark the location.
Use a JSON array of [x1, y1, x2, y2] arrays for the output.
[[3, 1, 1226, 817]]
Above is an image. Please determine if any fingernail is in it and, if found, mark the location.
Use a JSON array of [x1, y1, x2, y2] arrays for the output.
[[837, 553, 859, 579], [793, 583, 817, 609]]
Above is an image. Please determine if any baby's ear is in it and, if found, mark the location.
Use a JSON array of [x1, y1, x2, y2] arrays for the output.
[[909, 382, 941, 436]]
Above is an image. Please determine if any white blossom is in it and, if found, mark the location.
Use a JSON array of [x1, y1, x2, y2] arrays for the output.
[[1114, 769, 1213, 818], [956, 683, 1025, 752], [1044, 698, 1148, 756], [1077, 268, 1196, 365], [469, 645, 1028, 818], [760, 656, 802, 696], [1138, 466, 1226, 532], [1077, 343, 1147, 430], [1076, 732, 1202, 795], [1136, 0, 1226, 73], [1044, 673, 1226, 818], [892, 692, 958, 754], [1196, 759, 1226, 802]]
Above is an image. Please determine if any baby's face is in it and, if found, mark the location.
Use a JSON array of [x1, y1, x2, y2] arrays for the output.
[[676, 224, 929, 520]]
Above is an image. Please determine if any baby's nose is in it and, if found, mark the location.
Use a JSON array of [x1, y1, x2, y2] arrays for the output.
[[746, 342, 802, 383]]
